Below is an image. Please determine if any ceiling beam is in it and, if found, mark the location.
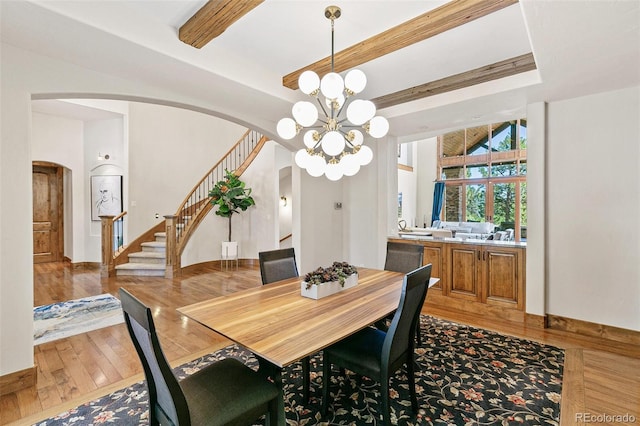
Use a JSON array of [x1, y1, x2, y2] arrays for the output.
[[282, 0, 518, 90], [371, 53, 537, 109], [179, 0, 264, 49]]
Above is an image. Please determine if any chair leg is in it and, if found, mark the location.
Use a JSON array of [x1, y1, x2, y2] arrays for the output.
[[381, 378, 391, 426], [407, 355, 418, 412], [267, 395, 279, 426], [302, 356, 310, 403], [321, 358, 331, 416]]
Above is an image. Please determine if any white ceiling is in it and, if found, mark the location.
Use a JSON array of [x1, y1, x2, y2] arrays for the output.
[[3, 0, 639, 144]]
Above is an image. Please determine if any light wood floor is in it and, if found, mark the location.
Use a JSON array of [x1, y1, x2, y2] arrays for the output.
[[1, 262, 638, 425]]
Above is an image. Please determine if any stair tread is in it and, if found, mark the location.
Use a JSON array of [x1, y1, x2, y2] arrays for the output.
[[141, 241, 165, 247], [128, 251, 165, 259], [116, 263, 166, 270]]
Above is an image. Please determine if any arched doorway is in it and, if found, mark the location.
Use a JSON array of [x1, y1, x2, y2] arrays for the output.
[[32, 161, 64, 263]]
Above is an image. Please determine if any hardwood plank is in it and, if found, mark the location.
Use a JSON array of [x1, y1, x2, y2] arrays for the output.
[[283, 0, 518, 90], [179, 0, 264, 49], [560, 348, 585, 425]]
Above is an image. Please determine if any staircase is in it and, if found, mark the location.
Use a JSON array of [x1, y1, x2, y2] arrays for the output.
[[109, 130, 267, 277], [115, 232, 167, 276]]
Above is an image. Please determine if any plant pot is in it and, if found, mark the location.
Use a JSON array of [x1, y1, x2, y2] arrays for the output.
[[300, 273, 358, 300]]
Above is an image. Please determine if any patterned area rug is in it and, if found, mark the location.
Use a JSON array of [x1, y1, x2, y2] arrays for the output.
[[34, 294, 124, 345], [34, 316, 563, 425]]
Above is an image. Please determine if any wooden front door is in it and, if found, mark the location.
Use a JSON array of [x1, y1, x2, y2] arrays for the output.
[[32, 164, 63, 263]]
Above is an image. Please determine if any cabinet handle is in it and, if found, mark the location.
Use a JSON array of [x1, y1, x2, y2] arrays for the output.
[[477, 250, 480, 261], [483, 251, 486, 261]]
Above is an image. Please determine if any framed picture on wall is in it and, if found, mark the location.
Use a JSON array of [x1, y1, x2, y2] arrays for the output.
[[91, 175, 123, 221]]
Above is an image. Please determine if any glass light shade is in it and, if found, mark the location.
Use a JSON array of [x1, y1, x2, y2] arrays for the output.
[[277, 117, 297, 140], [321, 131, 345, 157], [368, 116, 390, 138], [340, 153, 360, 176], [320, 72, 344, 100], [298, 70, 320, 95], [345, 69, 367, 94], [325, 93, 345, 110], [306, 154, 326, 177], [295, 149, 311, 169], [355, 145, 373, 165], [303, 130, 319, 149], [324, 162, 344, 181], [349, 130, 364, 146], [346, 99, 376, 125], [292, 101, 318, 127]]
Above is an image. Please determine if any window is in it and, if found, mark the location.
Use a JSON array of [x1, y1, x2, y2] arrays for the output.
[[438, 119, 527, 241]]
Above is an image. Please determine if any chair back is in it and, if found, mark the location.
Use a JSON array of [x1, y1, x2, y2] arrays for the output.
[[259, 248, 298, 285], [119, 288, 189, 425], [384, 242, 424, 273], [383, 264, 432, 364]]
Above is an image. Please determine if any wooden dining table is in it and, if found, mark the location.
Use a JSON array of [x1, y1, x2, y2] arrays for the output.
[[177, 267, 438, 425]]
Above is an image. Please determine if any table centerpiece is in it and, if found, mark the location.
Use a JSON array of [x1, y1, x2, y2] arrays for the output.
[[301, 261, 358, 299]]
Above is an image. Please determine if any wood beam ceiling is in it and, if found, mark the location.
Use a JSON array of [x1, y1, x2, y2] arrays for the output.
[[179, 0, 264, 49], [372, 53, 537, 109], [282, 0, 518, 90]]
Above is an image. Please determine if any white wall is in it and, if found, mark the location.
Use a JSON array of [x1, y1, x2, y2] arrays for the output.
[[86, 118, 125, 261], [278, 169, 293, 246], [546, 87, 640, 330], [398, 166, 417, 227], [416, 137, 438, 227], [127, 102, 246, 237], [525, 102, 546, 317]]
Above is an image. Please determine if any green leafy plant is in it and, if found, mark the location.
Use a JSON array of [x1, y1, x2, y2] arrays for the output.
[[209, 169, 255, 242], [303, 261, 358, 289]]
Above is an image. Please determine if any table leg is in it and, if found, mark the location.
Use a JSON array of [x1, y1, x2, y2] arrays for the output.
[[256, 356, 285, 426]]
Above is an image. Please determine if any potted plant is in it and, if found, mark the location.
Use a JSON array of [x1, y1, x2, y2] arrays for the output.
[[209, 169, 255, 242], [301, 261, 358, 299]]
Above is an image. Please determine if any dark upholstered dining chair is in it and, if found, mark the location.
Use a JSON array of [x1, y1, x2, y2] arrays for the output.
[[321, 264, 432, 426], [384, 241, 424, 274], [380, 241, 426, 344], [119, 288, 280, 426], [258, 248, 298, 286]]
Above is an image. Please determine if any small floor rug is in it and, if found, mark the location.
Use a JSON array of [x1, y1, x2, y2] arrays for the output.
[[33, 316, 564, 425], [34, 294, 124, 345]]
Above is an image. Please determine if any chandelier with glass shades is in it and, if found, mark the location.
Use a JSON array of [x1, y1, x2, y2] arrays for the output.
[[277, 5, 389, 181]]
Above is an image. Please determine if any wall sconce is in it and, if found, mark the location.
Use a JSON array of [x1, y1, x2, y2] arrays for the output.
[[280, 196, 287, 207]]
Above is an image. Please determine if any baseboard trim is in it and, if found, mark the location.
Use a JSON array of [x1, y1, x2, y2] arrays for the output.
[[0, 365, 37, 396], [180, 259, 258, 274], [525, 313, 548, 329], [70, 262, 101, 270], [547, 314, 640, 346]]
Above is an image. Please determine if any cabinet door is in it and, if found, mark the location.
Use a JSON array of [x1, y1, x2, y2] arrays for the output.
[[422, 242, 444, 291], [482, 247, 525, 310], [448, 244, 481, 301]]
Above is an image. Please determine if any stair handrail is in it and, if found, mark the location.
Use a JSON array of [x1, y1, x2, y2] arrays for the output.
[[100, 212, 128, 277], [165, 129, 269, 275], [106, 129, 268, 278]]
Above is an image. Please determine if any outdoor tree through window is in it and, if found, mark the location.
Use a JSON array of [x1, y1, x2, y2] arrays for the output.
[[438, 119, 527, 241]]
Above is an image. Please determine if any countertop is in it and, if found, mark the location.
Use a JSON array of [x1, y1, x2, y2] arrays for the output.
[[391, 233, 527, 248]]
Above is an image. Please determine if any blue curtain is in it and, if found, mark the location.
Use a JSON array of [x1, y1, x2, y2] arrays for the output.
[[431, 182, 445, 226]]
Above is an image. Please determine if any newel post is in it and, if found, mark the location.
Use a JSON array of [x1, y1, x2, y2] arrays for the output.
[[164, 215, 180, 278], [100, 215, 115, 277]]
